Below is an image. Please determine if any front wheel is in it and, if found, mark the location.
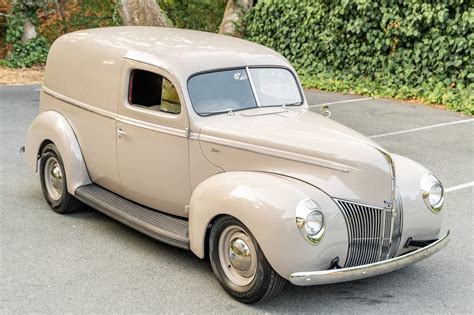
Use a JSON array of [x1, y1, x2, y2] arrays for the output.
[[209, 215, 286, 303]]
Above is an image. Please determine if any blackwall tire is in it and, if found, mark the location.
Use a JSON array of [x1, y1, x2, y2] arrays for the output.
[[209, 215, 286, 303], [39, 143, 82, 214]]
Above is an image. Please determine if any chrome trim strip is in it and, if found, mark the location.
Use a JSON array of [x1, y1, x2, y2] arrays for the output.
[[389, 188, 403, 258], [43, 86, 191, 139], [246, 66, 261, 107], [289, 231, 449, 286], [117, 114, 187, 138], [378, 207, 387, 260], [319, 126, 396, 209], [363, 144, 396, 211], [189, 132, 200, 140], [199, 134, 351, 172], [43, 86, 116, 120]]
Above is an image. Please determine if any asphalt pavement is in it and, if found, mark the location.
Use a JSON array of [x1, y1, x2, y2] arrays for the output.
[[1, 85, 472, 313]]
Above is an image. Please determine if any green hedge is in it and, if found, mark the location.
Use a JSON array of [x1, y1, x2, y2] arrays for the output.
[[246, 0, 473, 114]]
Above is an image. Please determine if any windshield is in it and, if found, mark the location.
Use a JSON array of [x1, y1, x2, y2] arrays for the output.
[[188, 67, 302, 116]]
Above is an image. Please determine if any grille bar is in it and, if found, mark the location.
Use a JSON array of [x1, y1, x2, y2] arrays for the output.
[[335, 199, 402, 267]]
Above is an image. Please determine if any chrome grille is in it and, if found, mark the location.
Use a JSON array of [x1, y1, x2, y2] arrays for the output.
[[335, 198, 402, 267]]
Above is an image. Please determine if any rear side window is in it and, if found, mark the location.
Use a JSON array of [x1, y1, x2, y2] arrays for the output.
[[128, 69, 181, 114]]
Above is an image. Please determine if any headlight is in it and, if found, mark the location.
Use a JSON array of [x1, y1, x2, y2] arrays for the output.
[[296, 199, 325, 245], [305, 211, 324, 236], [420, 174, 444, 213]]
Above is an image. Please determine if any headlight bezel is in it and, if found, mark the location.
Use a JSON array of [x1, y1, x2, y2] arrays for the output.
[[420, 173, 444, 213], [296, 199, 325, 245]]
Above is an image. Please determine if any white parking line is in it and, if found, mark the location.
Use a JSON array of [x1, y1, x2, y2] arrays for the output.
[[34, 88, 41, 91], [309, 97, 373, 108], [445, 181, 474, 193], [369, 118, 474, 139]]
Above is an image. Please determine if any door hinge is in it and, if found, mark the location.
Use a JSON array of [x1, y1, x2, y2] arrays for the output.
[[185, 128, 191, 138]]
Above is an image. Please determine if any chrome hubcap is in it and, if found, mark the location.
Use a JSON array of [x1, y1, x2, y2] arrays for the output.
[[229, 238, 252, 274], [44, 157, 64, 201], [218, 225, 257, 288]]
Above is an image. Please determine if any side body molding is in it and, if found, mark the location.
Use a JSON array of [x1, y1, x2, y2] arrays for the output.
[[25, 110, 91, 194], [188, 171, 348, 279]]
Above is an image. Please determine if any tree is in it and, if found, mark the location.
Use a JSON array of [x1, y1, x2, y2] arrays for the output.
[[218, 0, 253, 38], [120, 0, 172, 27], [3, 0, 50, 67], [52, 0, 67, 34], [13, 0, 48, 43]]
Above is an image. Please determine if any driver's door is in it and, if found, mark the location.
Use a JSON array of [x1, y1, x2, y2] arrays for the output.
[[116, 59, 190, 217]]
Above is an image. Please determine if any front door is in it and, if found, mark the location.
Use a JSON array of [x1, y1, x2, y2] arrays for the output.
[[116, 59, 190, 217]]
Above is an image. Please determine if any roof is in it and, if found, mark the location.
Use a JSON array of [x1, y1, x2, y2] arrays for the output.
[[43, 27, 295, 114], [54, 26, 291, 81]]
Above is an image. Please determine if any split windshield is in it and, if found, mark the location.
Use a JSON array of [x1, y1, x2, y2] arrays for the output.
[[188, 67, 303, 116]]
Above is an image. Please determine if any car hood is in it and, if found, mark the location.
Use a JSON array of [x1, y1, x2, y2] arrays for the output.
[[198, 108, 393, 208]]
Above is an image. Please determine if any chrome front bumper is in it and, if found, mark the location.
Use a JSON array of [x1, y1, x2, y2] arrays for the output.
[[289, 231, 450, 286]]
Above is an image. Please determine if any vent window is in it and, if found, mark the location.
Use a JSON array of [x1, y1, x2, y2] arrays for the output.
[[128, 69, 181, 114]]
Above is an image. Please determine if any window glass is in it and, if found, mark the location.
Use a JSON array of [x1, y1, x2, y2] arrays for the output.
[[248, 68, 301, 106], [188, 69, 257, 115], [161, 79, 181, 114], [187, 68, 302, 116], [128, 69, 181, 114]]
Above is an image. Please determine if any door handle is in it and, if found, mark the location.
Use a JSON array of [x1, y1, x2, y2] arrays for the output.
[[117, 127, 127, 138]]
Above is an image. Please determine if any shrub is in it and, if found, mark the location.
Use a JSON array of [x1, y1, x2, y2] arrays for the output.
[[2, 36, 49, 67], [38, 0, 121, 45], [3, 1, 50, 68], [246, 0, 473, 114]]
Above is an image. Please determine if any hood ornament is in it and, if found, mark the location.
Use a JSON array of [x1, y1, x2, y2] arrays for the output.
[[320, 105, 331, 118]]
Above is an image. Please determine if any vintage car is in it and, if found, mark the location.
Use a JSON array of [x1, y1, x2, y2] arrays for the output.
[[24, 27, 449, 303]]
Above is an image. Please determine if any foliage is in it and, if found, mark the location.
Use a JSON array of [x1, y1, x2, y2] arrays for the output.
[[2, 36, 49, 67], [246, 0, 473, 114], [159, 0, 227, 32], [38, 0, 121, 44], [3, 0, 50, 68], [0, 1, 12, 59], [2, 0, 228, 67]]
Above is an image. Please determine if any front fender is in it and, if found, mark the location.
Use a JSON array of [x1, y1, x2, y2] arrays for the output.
[[25, 110, 91, 194], [392, 154, 444, 256], [189, 171, 348, 279]]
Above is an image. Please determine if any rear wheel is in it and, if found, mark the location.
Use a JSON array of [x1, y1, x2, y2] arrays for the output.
[[209, 215, 286, 303], [39, 143, 82, 214]]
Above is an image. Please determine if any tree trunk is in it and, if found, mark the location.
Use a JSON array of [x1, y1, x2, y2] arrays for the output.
[[53, 0, 67, 34], [21, 18, 36, 43], [218, 0, 253, 38], [120, 0, 171, 27]]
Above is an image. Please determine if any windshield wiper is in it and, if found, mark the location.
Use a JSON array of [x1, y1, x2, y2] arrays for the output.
[[282, 101, 303, 108], [199, 108, 236, 116]]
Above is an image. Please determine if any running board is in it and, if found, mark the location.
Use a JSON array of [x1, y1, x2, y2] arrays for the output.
[[75, 184, 189, 249]]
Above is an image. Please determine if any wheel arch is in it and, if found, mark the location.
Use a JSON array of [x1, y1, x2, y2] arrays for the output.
[[38, 139, 54, 162], [25, 110, 91, 194], [188, 171, 348, 279]]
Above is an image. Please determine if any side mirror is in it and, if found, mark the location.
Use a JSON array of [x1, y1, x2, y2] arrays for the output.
[[320, 105, 331, 118]]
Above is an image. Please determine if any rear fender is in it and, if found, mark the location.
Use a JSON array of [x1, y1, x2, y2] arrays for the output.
[[25, 110, 91, 194]]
